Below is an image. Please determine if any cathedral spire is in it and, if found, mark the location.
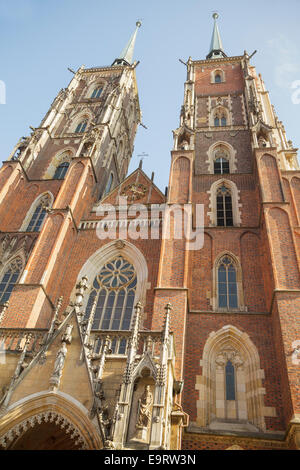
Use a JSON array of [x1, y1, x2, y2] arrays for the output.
[[206, 13, 227, 60], [112, 21, 142, 67]]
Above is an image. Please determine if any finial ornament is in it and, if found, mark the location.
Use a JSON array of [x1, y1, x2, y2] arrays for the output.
[[213, 12, 219, 20], [136, 20, 142, 28]]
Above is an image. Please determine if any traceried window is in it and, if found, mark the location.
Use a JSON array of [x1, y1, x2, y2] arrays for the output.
[[0, 258, 23, 303], [214, 157, 229, 174], [217, 185, 233, 227], [53, 161, 70, 180], [91, 86, 103, 99], [213, 108, 228, 127], [75, 120, 87, 133], [218, 256, 238, 309], [85, 257, 137, 353]]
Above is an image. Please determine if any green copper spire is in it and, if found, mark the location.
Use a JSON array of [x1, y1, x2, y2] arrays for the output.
[[112, 21, 142, 67], [206, 13, 227, 60]]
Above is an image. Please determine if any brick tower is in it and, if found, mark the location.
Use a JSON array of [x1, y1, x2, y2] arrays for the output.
[[0, 15, 299, 451], [162, 13, 300, 450]]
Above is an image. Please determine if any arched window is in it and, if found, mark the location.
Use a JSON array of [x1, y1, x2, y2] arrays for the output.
[[215, 74, 221, 83], [218, 256, 238, 309], [214, 157, 229, 174], [84, 257, 137, 354], [26, 194, 51, 232], [75, 120, 87, 133], [213, 107, 229, 127], [225, 360, 236, 400], [53, 161, 70, 180], [91, 86, 103, 99], [197, 325, 272, 432], [221, 115, 227, 126], [27, 204, 47, 232], [104, 173, 113, 195], [217, 186, 233, 227], [0, 258, 23, 303]]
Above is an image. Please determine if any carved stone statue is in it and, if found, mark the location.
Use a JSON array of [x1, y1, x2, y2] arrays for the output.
[[52, 342, 68, 378], [136, 385, 153, 429]]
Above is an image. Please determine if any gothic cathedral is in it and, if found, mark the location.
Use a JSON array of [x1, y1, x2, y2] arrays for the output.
[[0, 15, 299, 450]]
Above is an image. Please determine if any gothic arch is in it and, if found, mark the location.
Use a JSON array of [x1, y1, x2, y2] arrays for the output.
[[206, 141, 237, 174], [210, 105, 231, 127], [259, 154, 283, 202], [196, 325, 273, 432], [0, 391, 102, 450], [170, 156, 191, 203], [207, 179, 242, 226], [0, 255, 24, 307], [76, 239, 149, 312], [85, 78, 107, 99], [212, 251, 245, 311], [43, 148, 75, 179], [68, 108, 94, 134], [19, 192, 54, 232], [210, 69, 225, 83]]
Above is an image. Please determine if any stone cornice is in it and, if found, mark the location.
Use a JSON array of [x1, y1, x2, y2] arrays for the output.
[[192, 55, 244, 66], [81, 65, 130, 74]]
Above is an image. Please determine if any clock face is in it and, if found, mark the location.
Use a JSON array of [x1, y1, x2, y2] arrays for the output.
[[121, 183, 148, 202]]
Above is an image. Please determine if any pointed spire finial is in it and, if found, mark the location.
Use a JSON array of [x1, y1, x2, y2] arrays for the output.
[[206, 13, 227, 60], [112, 21, 142, 67]]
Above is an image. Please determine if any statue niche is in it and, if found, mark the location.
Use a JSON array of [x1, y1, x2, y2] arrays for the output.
[[127, 375, 155, 445], [136, 385, 153, 430]]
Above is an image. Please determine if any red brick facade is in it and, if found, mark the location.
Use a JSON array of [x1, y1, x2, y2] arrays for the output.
[[0, 43, 299, 450]]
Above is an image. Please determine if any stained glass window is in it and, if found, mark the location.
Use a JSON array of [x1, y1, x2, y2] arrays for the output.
[[0, 258, 23, 303], [218, 256, 238, 309], [215, 74, 221, 83], [85, 257, 137, 337]]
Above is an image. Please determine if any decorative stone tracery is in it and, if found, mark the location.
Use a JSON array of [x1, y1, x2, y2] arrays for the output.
[[0, 411, 88, 449]]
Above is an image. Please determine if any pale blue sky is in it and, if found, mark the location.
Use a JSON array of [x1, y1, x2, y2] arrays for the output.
[[0, 0, 300, 191]]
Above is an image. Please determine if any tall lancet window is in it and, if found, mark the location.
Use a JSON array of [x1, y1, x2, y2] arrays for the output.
[[218, 256, 238, 309], [26, 195, 51, 232], [0, 258, 23, 303], [85, 256, 137, 331], [217, 185, 233, 227], [53, 161, 70, 180], [225, 360, 236, 400]]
